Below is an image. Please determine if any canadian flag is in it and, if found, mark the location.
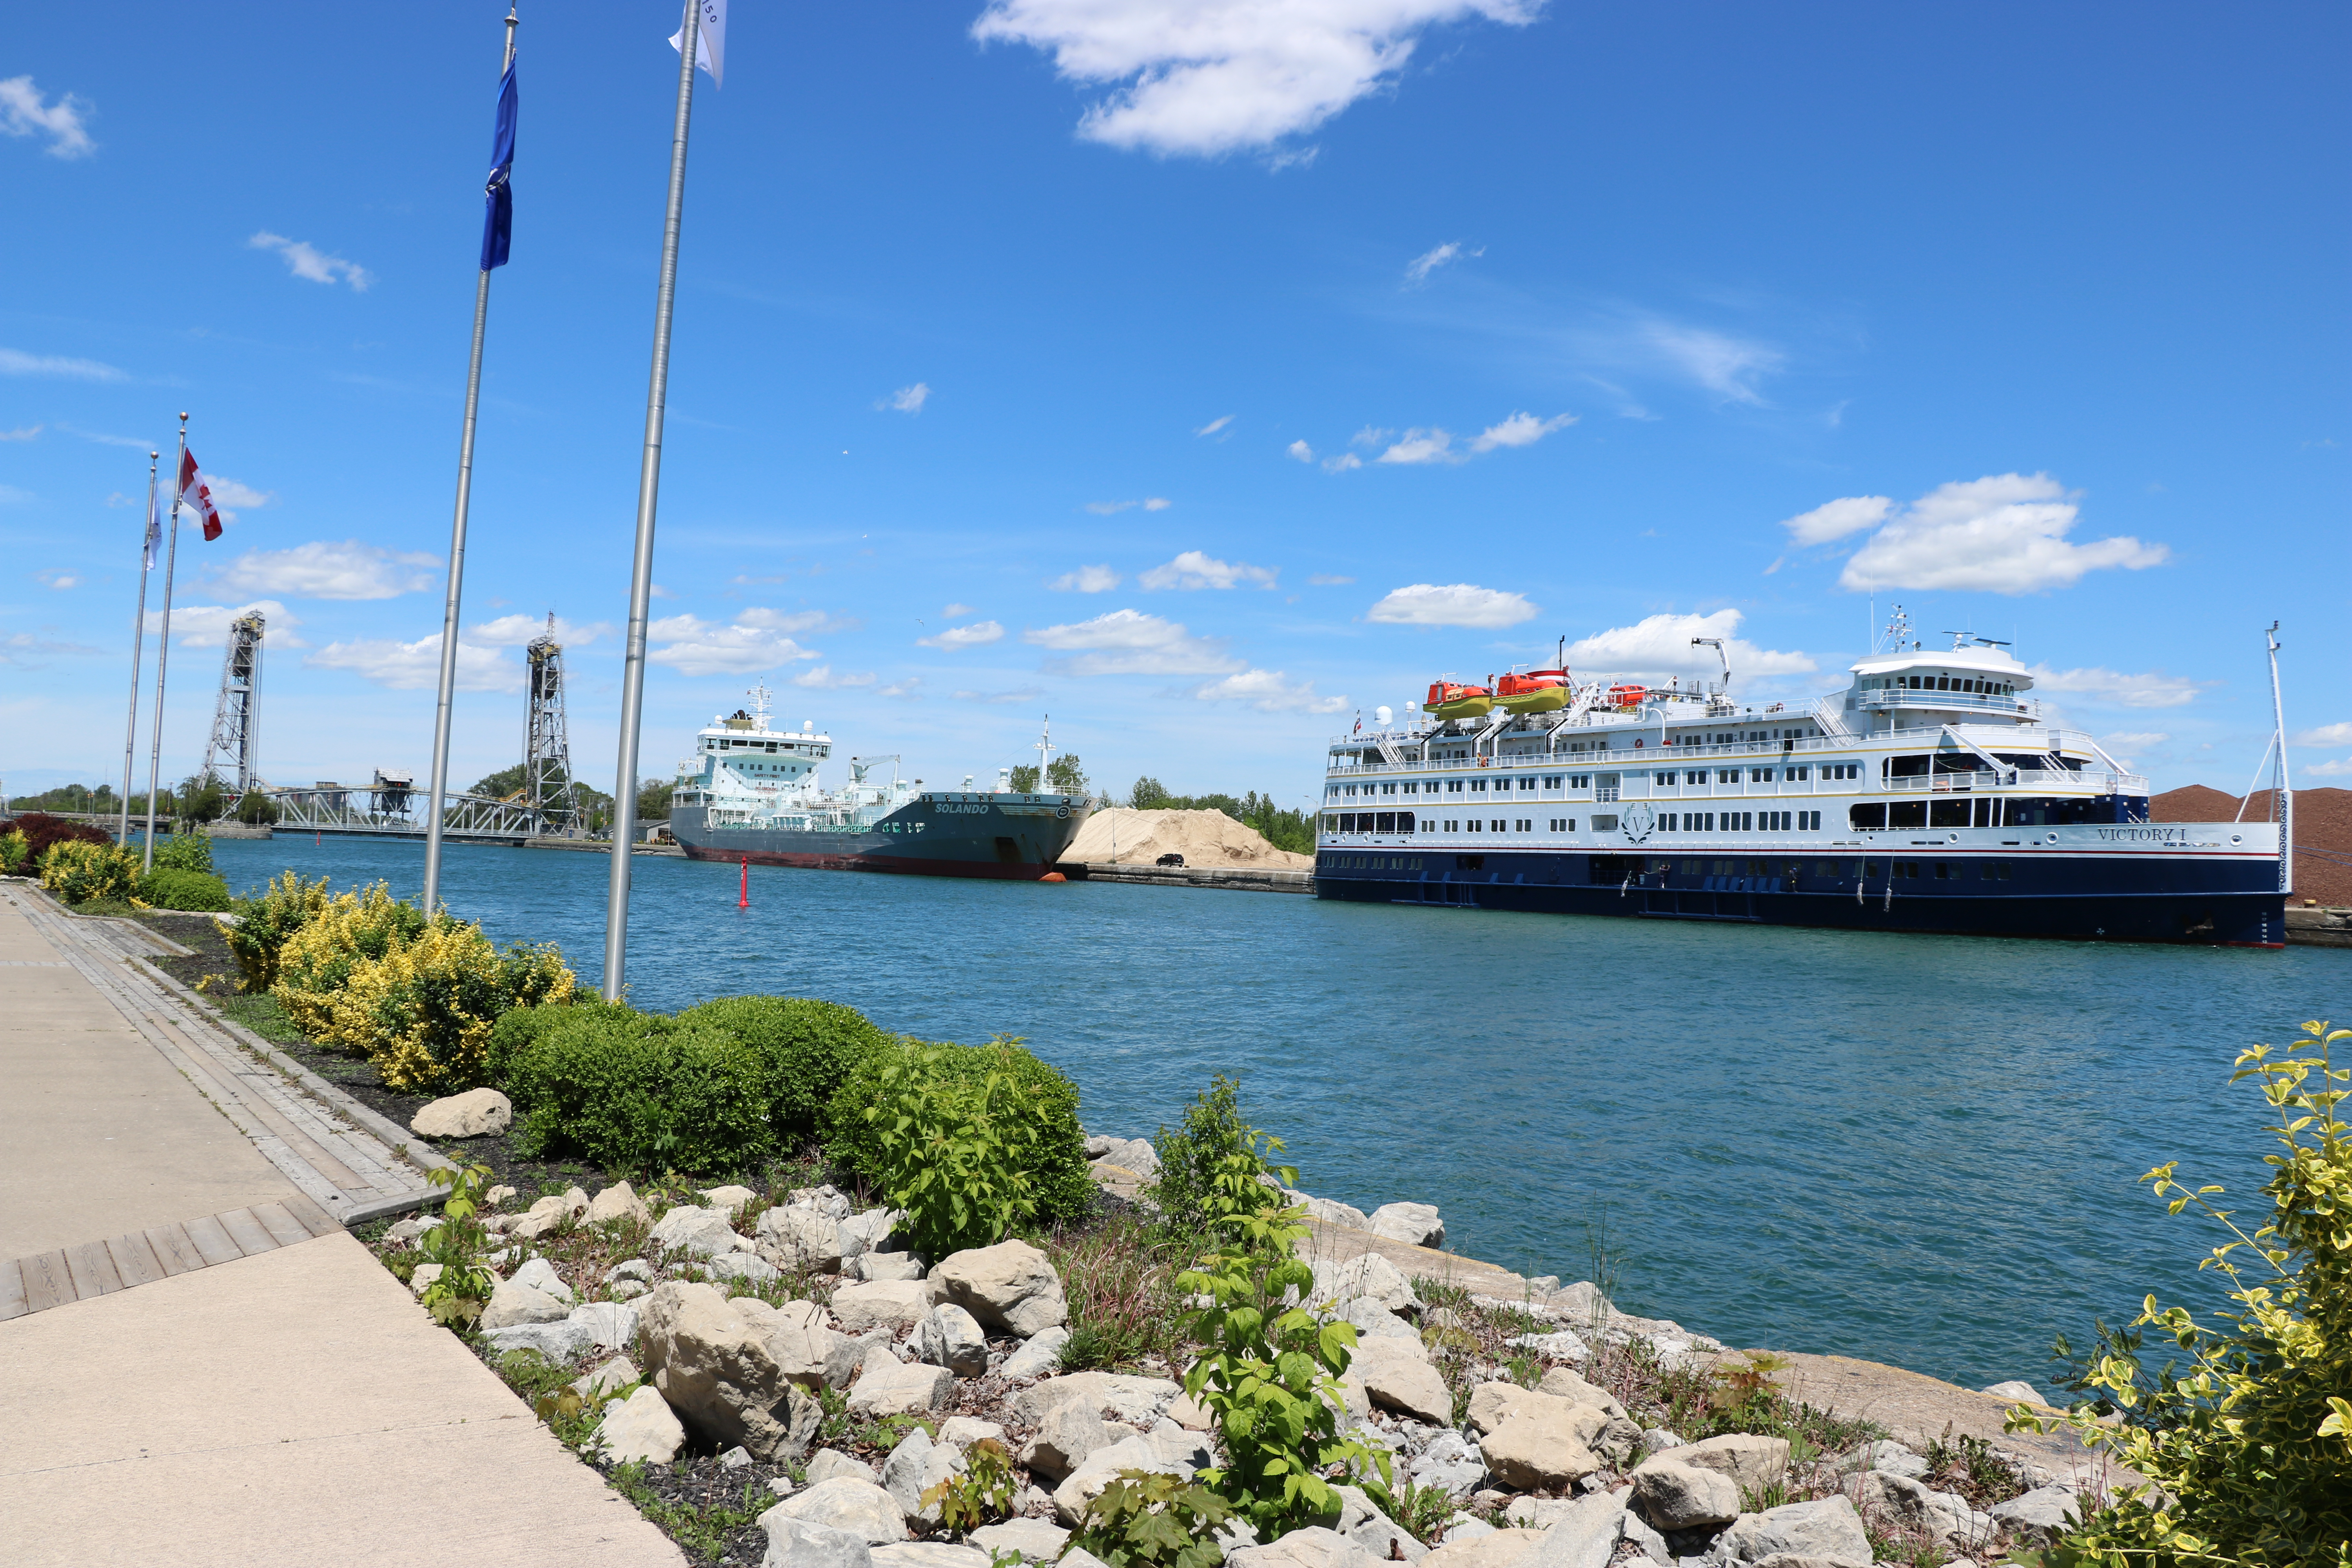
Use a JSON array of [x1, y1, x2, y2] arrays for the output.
[[179, 449, 223, 541]]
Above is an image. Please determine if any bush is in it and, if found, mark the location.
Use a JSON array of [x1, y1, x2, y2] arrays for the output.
[[676, 995, 893, 1145], [272, 882, 427, 1038], [825, 1034, 1093, 1226], [226, 870, 334, 993], [506, 1007, 773, 1176], [138, 867, 233, 911], [324, 921, 575, 1094], [40, 840, 142, 904], [0, 830, 27, 876], [864, 1041, 1048, 1260], [151, 833, 214, 874], [486, 997, 615, 1086], [1069, 1470, 1234, 1568], [8, 812, 111, 871], [1149, 1075, 1286, 1247], [2014, 1018, 2352, 1568]]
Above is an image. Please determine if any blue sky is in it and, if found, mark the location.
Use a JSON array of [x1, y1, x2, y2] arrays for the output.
[[4, 2, 2347, 812]]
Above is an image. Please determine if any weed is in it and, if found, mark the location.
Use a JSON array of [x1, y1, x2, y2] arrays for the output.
[[922, 1437, 1017, 1530], [1043, 1206, 1187, 1371], [602, 1463, 765, 1563], [1922, 1428, 2025, 1511], [1067, 1470, 1234, 1568], [1389, 1479, 1458, 1546]]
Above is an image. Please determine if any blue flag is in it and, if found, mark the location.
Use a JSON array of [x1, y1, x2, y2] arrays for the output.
[[479, 58, 517, 271]]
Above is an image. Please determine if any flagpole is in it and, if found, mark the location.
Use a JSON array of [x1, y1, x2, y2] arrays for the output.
[[603, 0, 702, 1001], [118, 450, 158, 842], [422, 5, 521, 920], [142, 416, 187, 871]]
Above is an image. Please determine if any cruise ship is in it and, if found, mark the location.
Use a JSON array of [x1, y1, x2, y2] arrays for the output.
[[1315, 613, 2289, 946], [668, 688, 1089, 878]]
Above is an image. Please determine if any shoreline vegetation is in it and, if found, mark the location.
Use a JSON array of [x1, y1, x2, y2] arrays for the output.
[[14, 858, 2347, 1567]]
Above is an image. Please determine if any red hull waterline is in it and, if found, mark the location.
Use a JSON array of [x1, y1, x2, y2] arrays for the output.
[[681, 846, 1065, 881]]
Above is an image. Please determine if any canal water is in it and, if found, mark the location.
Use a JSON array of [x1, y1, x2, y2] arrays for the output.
[[206, 835, 2340, 1391]]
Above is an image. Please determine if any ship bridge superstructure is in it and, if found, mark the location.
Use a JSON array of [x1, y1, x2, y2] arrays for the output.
[[671, 684, 917, 831]]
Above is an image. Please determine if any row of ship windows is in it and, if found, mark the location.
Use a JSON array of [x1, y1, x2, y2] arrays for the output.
[[1330, 762, 1864, 799], [1325, 810, 1825, 833], [1326, 797, 2120, 835], [1319, 853, 2018, 880], [1861, 674, 2015, 695]]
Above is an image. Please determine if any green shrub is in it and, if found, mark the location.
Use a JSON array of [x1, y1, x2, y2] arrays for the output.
[[138, 867, 233, 911], [1149, 1075, 1285, 1247], [863, 1041, 1047, 1260], [824, 1034, 1092, 1226], [675, 994, 893, 1144], [325, 922, 575, 1094], [272, 882, 428, 1039], [2014, 1018, 2352, 1568], [151, 833, 214, 874], [0, 830, 29, 875], [1069, 1470, 1234, 1568], [486, 997, 618, 1086], [225, 870, 333, 993], [39, 840, 142, 904], [506, 1007, 773, 1177]]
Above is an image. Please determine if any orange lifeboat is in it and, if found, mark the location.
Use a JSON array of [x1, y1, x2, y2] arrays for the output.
[[1608, 683, 1648, 710], [1494, 667, 1572, 713], [1425, 680, 1494, 719]]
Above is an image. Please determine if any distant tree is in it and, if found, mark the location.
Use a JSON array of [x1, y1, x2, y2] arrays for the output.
[[234, 790, 280, 825], [1045, 753, 1089, 797], [635, 777, 671, 822], [1124, 782, 1314, 855], [1007, 764, 1042, 793], [177, 775, 227, 825], [468, 763, 532, 799]]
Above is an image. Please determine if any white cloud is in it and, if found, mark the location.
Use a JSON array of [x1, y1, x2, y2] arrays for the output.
[[0, 630, 102, 666], [1196, 414, 1235, 436], [954, 687, 1043, 705], [650, 583, 678, 599], [147, 600, 306, 648], [1562, 609, 1814, 681], [1286, 439, 1314, 463], [1050, 564, 1122, 593], [880, 382, 931, 414], [1139, 550, 1277, 590], [1322, 452, 1362, 472], [467, 613, 613, 647], [2290, 721, 2352, 748], [2102, 732, 2170, 752], [1366, 582, 1535, 628], [1, 425, 40, 441], [972, 0, 1541, 157], [37, 570, 78, 590], [58, 423, 148, 448], [1779, 494, 1892, 546], [200, 476, 273, 521], [305, 635, 513, 692], [790, 665, 877, 689], [878, 677, 922, 698], [1468, 410, 1574, 452], [2029, 664, 2210, 710], [1024, 607, 1240, 675], [918, 620, 1006, 651], [2304, 757, 2352, 778], [645, 613, 821, 676], [1307, 573, 1355, 585], [1374, 428, 1456, 465], [739, 606, 859, 635], [210, 540, 434, 600], [0, 76, 95, 159], [1083, 497, 1173, 515], [0, 347, 125, 381], [943, 603, 976, 617], [1191, 668, 1347, 713], [248, 231, 372, 291], [1405, 241, 1481, 283], [1823, 474, 2169, 594], [1641, 321, 1784, 404]]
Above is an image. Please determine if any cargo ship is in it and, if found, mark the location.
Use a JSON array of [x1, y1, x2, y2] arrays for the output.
[[667, 688, 1089, 879], [1316, 612, 2293, 946]]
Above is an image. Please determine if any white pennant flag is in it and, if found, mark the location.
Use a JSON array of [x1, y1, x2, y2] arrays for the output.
[[142, 482, 161, 570], [668, 0, 726, 89]]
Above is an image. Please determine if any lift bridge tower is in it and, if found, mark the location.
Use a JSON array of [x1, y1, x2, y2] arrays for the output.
[[201, 610, 265, 795], [524, 615, 582, 835]]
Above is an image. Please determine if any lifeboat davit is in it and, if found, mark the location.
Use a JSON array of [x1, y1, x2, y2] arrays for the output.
[[1608, 683, 1648, 710], [1494, 668, 1572, 713], [1425, 680, 1494, 719]]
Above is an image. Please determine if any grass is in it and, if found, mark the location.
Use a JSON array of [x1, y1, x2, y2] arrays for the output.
[[1923, 1429, 2030, 1510], [601, 1463, 768, 1564], [214, 990, 307, 1045], [1040, 1205, 1190, 1371], [1410, 1275, 1556, 1425]]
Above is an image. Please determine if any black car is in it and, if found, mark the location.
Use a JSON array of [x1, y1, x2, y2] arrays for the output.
[[1155, 852, 1185, 867]]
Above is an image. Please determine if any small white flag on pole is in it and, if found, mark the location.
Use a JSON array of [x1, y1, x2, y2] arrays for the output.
[[142, 482, 162, 570], [669, 0, 727, 89]]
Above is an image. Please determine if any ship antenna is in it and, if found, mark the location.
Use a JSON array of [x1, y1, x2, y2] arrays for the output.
[[1037, 714, 1053, 791], [748, 683, 771, 730]]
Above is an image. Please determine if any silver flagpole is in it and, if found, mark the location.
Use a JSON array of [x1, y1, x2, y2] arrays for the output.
[[602, 0, 702, 1001], [142, 416, 188, 871], [118, 450, 158, 841], [422, 4, 521, 919]]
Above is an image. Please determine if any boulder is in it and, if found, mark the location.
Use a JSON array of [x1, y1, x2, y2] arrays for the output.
[[586, 1180, 653, 1228], [609, 1258, 654, 1283], [768, 1477, 907, 1545], [1416, 1531, 1544, 1568], [573, 1356, 640, 1401], [1843, 1470, 1993, 1548], [409, 1087, 511, 1138], [733, 1297, 856, 1390], [1018, 1399, 1113, 1482], [508, 1257, 573, 1301], [761, 1514, 873, 1568], [593, 1384, 686, 1464], [408, 1262, 443, 1299], [509, 1187, 591, 1241], [479, 1279, 571, 1331], [880, 1426, 963, 1530], [1010, 1370, 1180, 1427], [918, 1303, 990, 1377], [1533, 1366, 1623, 1419], [1088, 1136, 1160, 1175], [966, 1517, 1069, 1564], [1618, 1507, 1670, 1565], [702, 1184, 759, 1215], [1664, 1432, 1789, 1494], [1483, 1405, 1607, 1492], [1836, 1438, 1926, 1479], [837, 1206, 899, 1255], [1166, 1390, 1212, 1430], [1225, 1526, 1382, 1568], [709, 1251, 786, 1288], [1335, 1296, 1419, 1339], [1992, 1485, 2082, 1546], [936, 1416, 1006, 1452], [1049, 1435, 1184, 1525], [1629, 1456, 1742, 1530], [853, 1254, 928, 1283], [1715, 1497, 1873, 1568], [1365, 1203, 1445, 1248], [806, 1448, 880, 1486], [794, 1185, 856, 1220], [1521, 1490, 1622, 1568], [998, 1325, 1068, 1380], [1408, 1427, 1487, 1497], [848, 1359, 955, 1418], [482, 1301, 639, 1361], [1327, 1483, 1427, 1562], [1316, 1252, 1421, 1315], [871, 1548, 990, 1568], [1511, 1330, 1592, 1363], [1283, 1188, 1371, 1230], [929, 1240, 1069, 1338], [1146, 1415, 1214, 1474], [1981, 1379, 2043, 1404], [640, 1282, 822, 1461], [833, 1278, 937, 1334], [759, 1205, 847, 1273], [1351, 1337, 1455, 1425], [650, 1205, 744, 1260]]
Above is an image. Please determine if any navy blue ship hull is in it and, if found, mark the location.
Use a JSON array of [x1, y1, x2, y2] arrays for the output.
[[1314, 846, 2286, 946], [671, 794, 1088, 880]]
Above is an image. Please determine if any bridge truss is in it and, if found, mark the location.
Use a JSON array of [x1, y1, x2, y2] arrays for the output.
[[264, 786, 557, 844]]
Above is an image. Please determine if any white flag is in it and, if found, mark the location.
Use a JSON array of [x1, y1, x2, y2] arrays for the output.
[[142, 483, 161, 570], [668, 0, 726, 89]]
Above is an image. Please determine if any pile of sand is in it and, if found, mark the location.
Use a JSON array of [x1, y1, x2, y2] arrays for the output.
[[2152, 785, 2350, 907], [1062, 807, 1314, 869]]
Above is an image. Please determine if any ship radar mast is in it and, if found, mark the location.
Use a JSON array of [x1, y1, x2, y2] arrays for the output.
[[746, 683, 773, 732], [1035, 714, 1053, 790], [1875, 603, 1918, 654]]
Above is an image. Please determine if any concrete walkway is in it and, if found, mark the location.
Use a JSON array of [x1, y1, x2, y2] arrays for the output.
[[0, 884, 684, 1566]]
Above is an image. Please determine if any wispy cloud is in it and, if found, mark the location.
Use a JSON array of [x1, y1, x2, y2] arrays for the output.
[[57, 423, 150, 448], [0, 424, 40, 441], [0, 631, 103, 666], [1024, 607, 1240, 676], [790, 665, 878, 689], [1468, 410, 1574, 452], [210, 540, 434, 601], [37, 569, 78, 590], [1639, 319, 1783, 404], [2291, 721, 2352, 748], [1195, 414, 1235, 437], [645, 612, 821, 676], [917, 619, 1006, 651], [1286, 439, 1314, 463], [954, 686, 1042, 705], [0, 76, 95, 159], [306, 634, 511, 691], [0, 347, 126, 381], [248, 231, 372, 291], [1405, 240, 1482, 284], [1192, 668, 1346, 713], [1365, 582, 1535, 628], [1138, 550, 1277, 590], [1083, 497, 1172, 515], [1050, 564, 1122, 593], [467, 613, 614, 647], [879, 382, 931, 414], [2029, 664, 2211, 709], [1791, 474, 2170, 594], [1307, 573, 1355, 586]]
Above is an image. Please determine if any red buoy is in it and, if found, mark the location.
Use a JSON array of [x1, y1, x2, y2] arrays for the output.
[[739, 855, 750, 908]]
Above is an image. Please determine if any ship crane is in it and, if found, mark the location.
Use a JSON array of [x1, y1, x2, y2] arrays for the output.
[[1691, 637, 1735, 715]]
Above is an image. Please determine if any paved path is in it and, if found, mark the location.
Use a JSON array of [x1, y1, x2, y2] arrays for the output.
[[0, 882, 684, 1566]]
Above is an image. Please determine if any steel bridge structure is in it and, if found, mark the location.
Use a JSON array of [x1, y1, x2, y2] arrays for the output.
[[264, 785, 559, 845]]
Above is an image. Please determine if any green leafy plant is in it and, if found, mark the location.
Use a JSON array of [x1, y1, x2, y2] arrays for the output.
[[1067, 1470, 1235, 1568], [2010, 1019, 2352, 1568], [863, 1040, 1044, 1260], [0, 829, 28, 876], [677, 995, 893, 1146], [505, 1006, 773, 1176], [1387, 1479, 1457, 1546], [151, 832, 215, 874], [38, 839, 142, 904], [921, 1437, 1017, 1531], [224, 869, 334, 993], [417, 1160, 497, 1328], [138, 867, 233, 911], [1147, 1075, 1285, 1248]]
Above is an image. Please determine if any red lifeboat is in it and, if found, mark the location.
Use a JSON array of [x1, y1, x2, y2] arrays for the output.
[[1608, 683, 1648, 709], [1494, 668, 1572, 713], [1425, 680, 1495, 718]]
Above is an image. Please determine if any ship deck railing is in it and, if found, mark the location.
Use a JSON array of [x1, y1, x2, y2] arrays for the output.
[[1323, 764, 2144, 808], [1325, 728, 2109, 777]]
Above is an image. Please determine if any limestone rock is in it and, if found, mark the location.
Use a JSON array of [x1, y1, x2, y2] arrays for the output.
[[1317, 1252, 1421, 1315], [743, 1298, 857, 1391], [480, 1279, 572, 1330], [1521, 1490, 1622, 1568], [1010, 1370, 1180, 1427], [1049, 1434, 1183, 1525], [918, 1303, 989, 1377], [1629, 1456, 1742, 1530], [510, 1187, 590, 1241], [769, 1477, 908, 1545], [641, 1281, 822, 1461], [409, 1262, 442, 1299], [650, 1205, 743, 1261], [833, 1278, 937, 1334], [1283, 1188, 1370, 1230], [762, 1514, 873, 1568], [930, 1239, 1069, 1338], [1416, 1530, 1544, 1568], [793, 1185, 855, 1221], [1225, 1526, 1382, 1568], [708, 1252, 785, 1288], [593, 1384, 686, 1464], [1088, 1136, 1160, 1175], [998, 1325, 1068, 1380], [806, 1448, 880, 1486], [1843, 1470, 1993, 1548], [508, 1257, 573, 1301], [609, 1258, 654, 1283], [483, 1300, 636, 1361], [1666, 1431, 1789, 1494], [1407, 1428, 1486, 1497], [1510, 1329, 1592, 1363], [1365, 1202, 1445, 1247], [880, 1426, 964, 1530], [852, 1254, 928, 1283], [1483, 1403, 1606, 1492], [759, 1204, 847, 1272], [1715, 1497, 1873, 1568], [1351, 1336, 1454, 1425], [1981, 1379, 2043, 1404], [483, 1185, 517, 1207], [1327, 1483, 1427, 1562], [870, 1548, 990, 1568], [848, 1359, 955, 1418], [1618, 1506, 1670, 1565], [1838, 1438, 1926, 1478], [1166, 1389, 1212, 1430], [573, 1356, 641, 1401], [701, 1184, 758, 1216], [837, 1206, 899, 1255], [966, 1516, 1069, 1564], [937, 1416, 1006, 1451], [587, 1181, 653, 1228], [1992, 1485, 2081, 1546], [409, 1087, 510, 1138], [1534, 1365, 1623, 1419], [1018, 1399, 1112, 1482], [1335, 1296, 1419, 1339]]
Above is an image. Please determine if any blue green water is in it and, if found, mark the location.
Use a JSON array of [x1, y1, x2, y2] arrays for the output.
[[204, 835, 2344, 1390]]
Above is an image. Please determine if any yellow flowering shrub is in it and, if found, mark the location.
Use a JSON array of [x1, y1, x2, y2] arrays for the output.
[[227, 870, 333, 992], [327, 920, 575, 1094], [272, 882, 425, 1038], [38, 840, 142, 904]]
